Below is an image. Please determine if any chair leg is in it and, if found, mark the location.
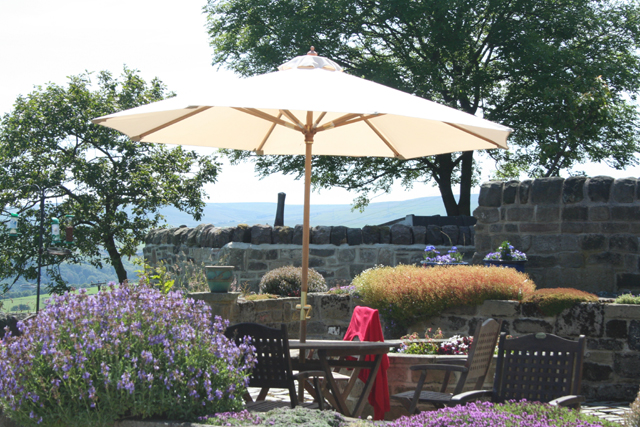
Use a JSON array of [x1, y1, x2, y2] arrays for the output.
[[313, 376, 325, 410]]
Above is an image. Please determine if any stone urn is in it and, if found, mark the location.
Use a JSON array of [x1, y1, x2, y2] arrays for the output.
[[483, 260, 526, 273], [205, 266, 235, 293]]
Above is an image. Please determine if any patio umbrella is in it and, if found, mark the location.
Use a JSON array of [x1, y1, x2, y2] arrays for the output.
[[92, 48, 512, 342]]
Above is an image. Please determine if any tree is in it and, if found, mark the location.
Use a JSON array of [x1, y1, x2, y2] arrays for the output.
[[0, 68, 220, 293], [205, 0, 640, 215]]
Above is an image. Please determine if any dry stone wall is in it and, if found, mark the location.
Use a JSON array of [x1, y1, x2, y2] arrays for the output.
[[473, 176, 640, 293], [143, 223, 474, 290]]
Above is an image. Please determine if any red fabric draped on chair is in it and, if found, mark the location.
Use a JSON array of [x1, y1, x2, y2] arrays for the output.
[[343, 306, 390, 420]]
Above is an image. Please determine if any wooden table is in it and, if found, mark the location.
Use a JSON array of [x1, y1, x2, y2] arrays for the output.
[[289, 340, 397, 418]]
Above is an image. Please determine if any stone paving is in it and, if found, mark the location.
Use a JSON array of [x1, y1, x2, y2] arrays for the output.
[[249, 387, 633, 425], [581, 402, 631, 425]]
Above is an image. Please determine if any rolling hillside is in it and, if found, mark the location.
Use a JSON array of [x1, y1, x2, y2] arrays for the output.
[[160, 194, 479, 228]]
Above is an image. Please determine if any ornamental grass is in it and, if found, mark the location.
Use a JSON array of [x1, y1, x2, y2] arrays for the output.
[[522, 288, 599, 316], [0, 283, 255, 427], [353, 265, 535, 329]]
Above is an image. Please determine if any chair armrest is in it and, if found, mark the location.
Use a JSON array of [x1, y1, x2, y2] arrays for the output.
[[449, 389, 493, 404], [410, 364, 468, 373], [548, 395, 586, 407], [293, 370, 326, 380]]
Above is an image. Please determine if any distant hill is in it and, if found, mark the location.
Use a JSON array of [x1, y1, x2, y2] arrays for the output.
[[159, 194, 479, 228]]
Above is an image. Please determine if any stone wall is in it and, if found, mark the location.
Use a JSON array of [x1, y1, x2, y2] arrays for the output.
[[473, 176, 640, 293], [201, 293, 640, 403], [144, 224, 475, 290]]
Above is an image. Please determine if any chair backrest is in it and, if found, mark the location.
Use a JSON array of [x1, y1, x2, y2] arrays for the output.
[[492, 332, 585, 403], [454, 318, 502, 394], [343, 306, 385, 342], [224, 323, 298, 405]]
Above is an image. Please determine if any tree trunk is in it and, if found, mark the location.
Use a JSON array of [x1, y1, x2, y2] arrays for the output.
[[104, 235, 128, 283], [457, 151, 474, 216], [432, 153, 474, 216], [433, 154, 461, 216]]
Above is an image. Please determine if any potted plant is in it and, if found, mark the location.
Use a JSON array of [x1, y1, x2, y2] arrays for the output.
[[483, 241, 527, 272], [422, 245, 468, 266]]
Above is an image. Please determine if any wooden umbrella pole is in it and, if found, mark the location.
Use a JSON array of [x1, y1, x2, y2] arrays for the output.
[[297, 127, 313, 401], [300, 133, 313, 343]]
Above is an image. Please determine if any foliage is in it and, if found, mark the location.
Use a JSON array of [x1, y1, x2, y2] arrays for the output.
[[353, 265, 534, 329], [245, 294, 278, 301], [0, 283, 255, 427], [385, 400, 618, 427], [202, 407, 346, 427], [523, 288, 599, 316], [615, 294, 640, 305], [327, 284, 358, 295], [0, 68, 220, 293], [396, 328, 473, 355], [8, 304, 30, 312], [423, 245, 464, 264], [259, 266, 327, 297], [205, 0, 640, 216], [484, 241, 527, 262], [625, 389, 640, 427], [136, 260, 175, 294], [395, 328, 443, 355], [135, 258, 209, 294]]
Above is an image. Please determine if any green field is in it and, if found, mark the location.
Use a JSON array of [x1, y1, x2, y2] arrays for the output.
[[1, 286, 101, 313]]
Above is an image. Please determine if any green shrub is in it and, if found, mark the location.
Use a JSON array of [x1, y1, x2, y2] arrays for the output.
[[0, 283, 255, 427], [523, 288, 599, 316], [203, 407, 346, 426], [354, 265, 535, 329], [615, 293, 640, 304], [259, 266, 327, 297], [626, 390, 640, 427]]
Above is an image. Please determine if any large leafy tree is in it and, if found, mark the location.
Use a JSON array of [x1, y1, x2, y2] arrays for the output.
[[0, 68, 220, 292], [205, 0, 640, 215]]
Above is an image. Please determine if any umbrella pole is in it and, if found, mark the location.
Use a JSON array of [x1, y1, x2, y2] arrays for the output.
[[300, 138, 312, 343]]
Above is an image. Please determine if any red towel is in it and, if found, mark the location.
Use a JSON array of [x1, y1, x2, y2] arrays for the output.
[[343, 306, 390, 420]]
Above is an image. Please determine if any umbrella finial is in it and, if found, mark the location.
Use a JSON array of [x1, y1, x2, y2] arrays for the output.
[[307, 46, 318, 56]]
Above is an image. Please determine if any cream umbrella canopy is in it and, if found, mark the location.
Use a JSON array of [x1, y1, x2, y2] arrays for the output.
[[93, 48, 511, 341]]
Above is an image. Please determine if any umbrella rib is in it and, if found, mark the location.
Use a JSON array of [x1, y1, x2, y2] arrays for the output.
[[316, 113, 383, 131], [312, 112, 327, 129], [233, 107, 301, 130], [281, 110, 304, 128], [256, 112, 283, 155], [364, 119, 404, 159], [131, 106, 212, 141], [445, 123, 504, 148]]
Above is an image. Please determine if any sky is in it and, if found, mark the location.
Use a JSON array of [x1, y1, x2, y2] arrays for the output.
[[1, 0, 639, 206]]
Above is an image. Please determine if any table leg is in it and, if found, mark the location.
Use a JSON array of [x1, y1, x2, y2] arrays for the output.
[[318, 350, 351, 416], [352, 354, 383, 418]]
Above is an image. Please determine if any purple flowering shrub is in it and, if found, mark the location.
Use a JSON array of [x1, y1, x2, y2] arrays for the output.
[[0, 283, 255, 427], [386, 401, 618, 427]]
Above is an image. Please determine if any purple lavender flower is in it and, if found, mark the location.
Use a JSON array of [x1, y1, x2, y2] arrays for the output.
[[0, 282, 255, 426]]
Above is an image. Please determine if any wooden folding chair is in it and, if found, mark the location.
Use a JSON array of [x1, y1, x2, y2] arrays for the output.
[[391, 318, 502, 414]]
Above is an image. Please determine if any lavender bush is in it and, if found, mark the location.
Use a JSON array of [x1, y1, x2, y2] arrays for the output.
[[0, 283, 255, 427], [385, 401, 617, 427]]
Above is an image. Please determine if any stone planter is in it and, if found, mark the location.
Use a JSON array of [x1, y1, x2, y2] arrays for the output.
[[483, 260, 526, 273], [205, 265, 235, 293]]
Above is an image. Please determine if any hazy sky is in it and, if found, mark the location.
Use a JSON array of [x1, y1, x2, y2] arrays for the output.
[[1, 0, 638, 206]]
